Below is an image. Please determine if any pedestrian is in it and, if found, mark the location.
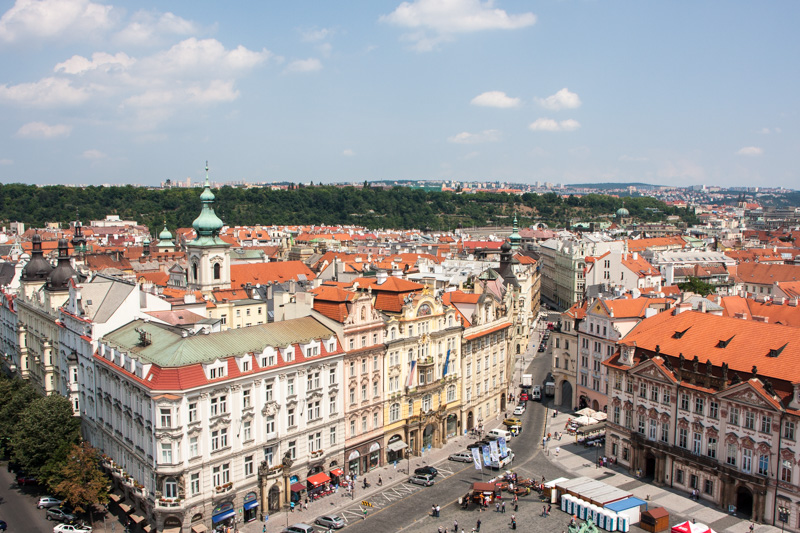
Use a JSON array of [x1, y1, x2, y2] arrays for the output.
[[438, 527, 444, 533], [362, 508, 367, 520], [378, 475, 383, 486], [436, 505, 441, 517], [541, 505, 546, 517], [476, 519, 481, 532], [514, 502, 518, 512], [496, 502, 500, 512], [263, 525, 267, 533], [432, 505, 436, 517], [749, 524, 754, 533], [502, 501, 506, 513], [453, 519, 458, 532], [290, 501, 295, 512], [547, 504, 552, 516], [556, 446, 560, 456]]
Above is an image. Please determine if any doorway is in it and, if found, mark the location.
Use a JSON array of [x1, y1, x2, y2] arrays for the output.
[[736, 485, 753, 519]]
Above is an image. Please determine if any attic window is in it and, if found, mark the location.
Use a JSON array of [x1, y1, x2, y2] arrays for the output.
[[673, 327, 691, 339], [86, 299, 92, 305], [716, 336, 735, 348], [768, 343, 788, 358]]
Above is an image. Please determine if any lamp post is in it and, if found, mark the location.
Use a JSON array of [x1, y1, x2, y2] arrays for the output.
[[406, 448, 411, 476], [778, 505, 790, 533]]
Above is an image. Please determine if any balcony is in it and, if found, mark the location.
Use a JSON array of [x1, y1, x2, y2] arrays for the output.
[[215, 483, 233, 494], [417, 356, 435, 367], [155, 498, 184, 509]]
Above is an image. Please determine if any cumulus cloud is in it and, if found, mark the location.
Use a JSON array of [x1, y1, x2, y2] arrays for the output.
[[0, 77, 89, 107], [55, 52, 135, 75], [284, 58, 322, 73], [15, 121, 72, 139], [448, 129, 501, 144], [737, 146, 763, 156], [301, 27, 332, 42], [143, 38, 271, 75], [536, 88, 581, 110], [619, 155, 648, 162], [82, 149, 106, 159], [529, 118, 580, 132], [0, 0, 117, 43], [470, 90, 520, 108], [116, 10, 197, 45], [381, 0, 536, 51], [343, 149, 355, 156]]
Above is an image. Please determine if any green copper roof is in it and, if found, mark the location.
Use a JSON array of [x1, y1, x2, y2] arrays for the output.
[[509, 212, 521, 248], [159, 223, 173, 241], [191, 162, 226, 246], [103, 316, 337, 367]]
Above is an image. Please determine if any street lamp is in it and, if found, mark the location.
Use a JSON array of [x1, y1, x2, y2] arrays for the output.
[[778, 505, 790, 533], [406, 448, 411, 475]]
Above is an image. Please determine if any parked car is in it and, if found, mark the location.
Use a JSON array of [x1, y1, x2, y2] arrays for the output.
[[315, 515, 345, 529], [0, 519, 6, 531], [408, 473, 435, 486], [503, 417, 521, 427], [46, 507, 76, 523], [414, 465, 438, 478], [281, 524, 315, 533], [519, 392, 529, 402], [449, 451, 473, 462], [16, 474, 38, 485], [538, 343, 546, 352], [38, 496, 63, 509], [513, 404, 526, 415], [466, 440, 489, 450], [53, 524, 92, 533]]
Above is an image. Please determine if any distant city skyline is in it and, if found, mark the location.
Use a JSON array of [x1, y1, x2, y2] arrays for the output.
[[0, 0, 797, 188]]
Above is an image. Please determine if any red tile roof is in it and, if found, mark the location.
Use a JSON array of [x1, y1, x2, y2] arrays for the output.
[[230, 261, 316, 285], [734, 262, 800, 286]]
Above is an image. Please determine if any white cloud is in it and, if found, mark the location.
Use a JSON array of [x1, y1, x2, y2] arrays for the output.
[[15, 121, 72, 139], [757, 127, 771, 135], [55, 52, 135, 75], [343, 149, 355, 157], [448, 129, 501, 144], [529, 118, 580, 132], [737, 146, 763, 156], [536, 88, 581, 110], [619, 154, 648, 162], [470, 90, 520, 108], [0, 77, 89, 107], [116, 10, 197, 45], [381, 0, 536, 51], [144, 38, 271, 76], [301, 27, 331, 42], [82, 149, 106, 159], [284, 58, 322, 73], [0, 0, 116, 43], [318, 42, 333, 58], [186, 80, 238, 103], [0, 158, 13, 165]]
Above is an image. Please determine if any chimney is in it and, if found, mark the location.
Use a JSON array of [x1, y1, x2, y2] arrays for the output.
[[633, 252, 638, 260], [752, 315, 769, 323], [673, 302, 692, 315], [734, 312, 747, 319], [790, 298, 799, 307], [376, 270, 388, 285]]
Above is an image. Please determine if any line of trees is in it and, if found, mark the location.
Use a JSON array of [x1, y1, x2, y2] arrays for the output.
[[0, 375, 108, 519], [0, 183, 695, 232]]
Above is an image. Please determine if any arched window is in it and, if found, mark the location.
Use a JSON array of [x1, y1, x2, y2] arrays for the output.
[[361, 307, 366, 321], [389, 403, 400, 422], [164, 477, 178, 499], [422, 394, 432, 412], [213, 262, 221, 280], [192, 262, 198, 282]]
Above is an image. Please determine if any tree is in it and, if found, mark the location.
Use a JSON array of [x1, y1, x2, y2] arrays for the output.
[[11, 394, 80, 479], [52, 442, 109, 520], [0, 377, 38, 456], [678, 277, 716, 296]]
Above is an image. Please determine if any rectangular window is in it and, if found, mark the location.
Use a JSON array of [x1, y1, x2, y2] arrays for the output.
[[785, 421, 796, 441], [680, 394, 689, 411], [613, 406, 620, 425], [707, 437, 717, 459], [287, 378, 295, 396], [243, 420, 252, 442], [160, 408, 172, 428], [222, 463, 230, 484], [676, 469, 684, 484], [761, 416, 771, 434], [160, 442, 172, 464], [704, 479, 713, 495], [678, 428, 688, 449], [244, 455, 254, 477], [624, 409, 632, 429], [191, 472, 200, 495], [639, 382, 647, 398], [264, 446, 274, 467], [661, 421, 669, 443], [329, 396, 337, 415], [211, 430, 220, 451], [650, 386, 659, 402], [308, 432, 321, 453], [662, 389, 671, 405], [330, 426, 337, 445], [726, 443, 737, 466], [690, 474, 698, 490], [692, 432, 702, 455], [742, 448, 752, 473], [329, 368, 336, 385], [307, 400, 320, 421], [242, 389, 251, 409], [287, 408, 295, 427], [729, 407, 740, 426], [188, 402, 197, 423], [758, 454, 769, 476], [781, 459, 792, 483], [694, 397, 704, 415], [287, 440, 296, 460], [638, 415, 646, 435], [265, 383, 273, 402], [361, 416, 367, 433], [189, 436, 199, 458], [709, 401, 719, 419], [265, 415, 275, 436], [744, 411, 755, 430], [648, 419, 657, 440], [349, 419, 355, 437]]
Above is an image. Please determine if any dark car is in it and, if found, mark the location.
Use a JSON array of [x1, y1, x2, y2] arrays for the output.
[[0, 519, 6, 531], [46, 507, 76, 523], [16, 474, 38, 485], [467, 440, 488, 450], [538, 344, 546, 352], [414, 466, 438, 478]]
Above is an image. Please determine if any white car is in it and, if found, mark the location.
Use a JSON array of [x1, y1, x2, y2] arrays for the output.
[[513, 405, 526, 415], [449, 451, 473, 462], [53, 525, 92, 533]]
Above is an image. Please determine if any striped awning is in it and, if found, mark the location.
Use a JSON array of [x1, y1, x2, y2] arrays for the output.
[[130, 513, 145, 524], [118, 502, 132, 513], [108, 493, 121, 503], [191, 525, 208, 533]]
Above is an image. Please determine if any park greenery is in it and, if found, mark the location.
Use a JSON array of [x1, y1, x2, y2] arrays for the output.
[[0, 375, 108, 520], [0, 182, 697, 233], [677, 277, 717, 296]]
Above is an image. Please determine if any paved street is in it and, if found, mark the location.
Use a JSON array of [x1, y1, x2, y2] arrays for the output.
[[0, 464, 60, 533]]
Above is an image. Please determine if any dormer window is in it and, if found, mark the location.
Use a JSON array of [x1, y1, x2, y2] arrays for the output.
[[209, 364, 227, 380], [283, 347, 295, 363]]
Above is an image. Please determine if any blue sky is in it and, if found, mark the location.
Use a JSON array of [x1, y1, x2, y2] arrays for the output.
[[0, 0, 797, 189]]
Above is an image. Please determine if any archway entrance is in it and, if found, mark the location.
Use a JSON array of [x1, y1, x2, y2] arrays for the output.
[[467, 411, 474, 431], [268, 485, 281, 512], [591, 399, 600, 411], [500, 394, 506, 412], [736, 485, 753, 519], [516, 344, 521, 354], [644, 453, 656, 480], [560, 381, 573, 409], [579, 395, 589, 410], [422, 424, 435, 449]]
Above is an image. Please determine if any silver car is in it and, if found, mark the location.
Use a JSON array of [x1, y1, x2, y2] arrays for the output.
[[315, 515, 345, 529], [409, 473, 435, 486], [281, 525, 315, 533], [37, 496, 62, 509], [449, 451, 473, 462]]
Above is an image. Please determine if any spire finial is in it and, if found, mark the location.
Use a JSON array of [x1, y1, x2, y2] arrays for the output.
[[205, 161, 210, 187]]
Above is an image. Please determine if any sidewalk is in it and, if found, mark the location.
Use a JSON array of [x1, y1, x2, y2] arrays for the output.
[[542, 408, 781, 533]]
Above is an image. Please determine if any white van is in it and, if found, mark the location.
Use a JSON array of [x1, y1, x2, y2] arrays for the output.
[[531, 385, 542, 401], [487, 428, 512, 440]]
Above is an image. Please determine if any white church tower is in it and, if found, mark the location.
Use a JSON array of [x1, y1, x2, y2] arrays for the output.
[[186, 162, 231, 294]]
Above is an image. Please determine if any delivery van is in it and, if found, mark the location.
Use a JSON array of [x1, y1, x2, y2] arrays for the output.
[[487, 428, 512, 440]]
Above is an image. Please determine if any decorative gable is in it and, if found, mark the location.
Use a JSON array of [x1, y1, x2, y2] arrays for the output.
[[718, 382, 780, 411]]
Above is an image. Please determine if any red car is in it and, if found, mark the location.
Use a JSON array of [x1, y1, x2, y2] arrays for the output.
[[16, 474, 38, 485], [519, 393, 529, 402]]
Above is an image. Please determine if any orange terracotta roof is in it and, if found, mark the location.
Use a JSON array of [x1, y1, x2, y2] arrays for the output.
[[212, 289, 254, 302], [137, 272, 169, 286], [621, 310, 800, 385], [734, 262, 800, 285], [626, 236, 687, 253], [464, 322, 511, 341], [352, 276, 424, 293], [719, 296, 800, 327], [230, 261, 316, 285]]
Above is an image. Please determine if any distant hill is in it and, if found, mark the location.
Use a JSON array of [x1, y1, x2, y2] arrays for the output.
[[566, 182, 664, 190]]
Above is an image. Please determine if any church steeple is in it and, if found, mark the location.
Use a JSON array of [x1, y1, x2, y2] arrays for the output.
[[509, 212, 521, 250], [191, 161, 225, 245]]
